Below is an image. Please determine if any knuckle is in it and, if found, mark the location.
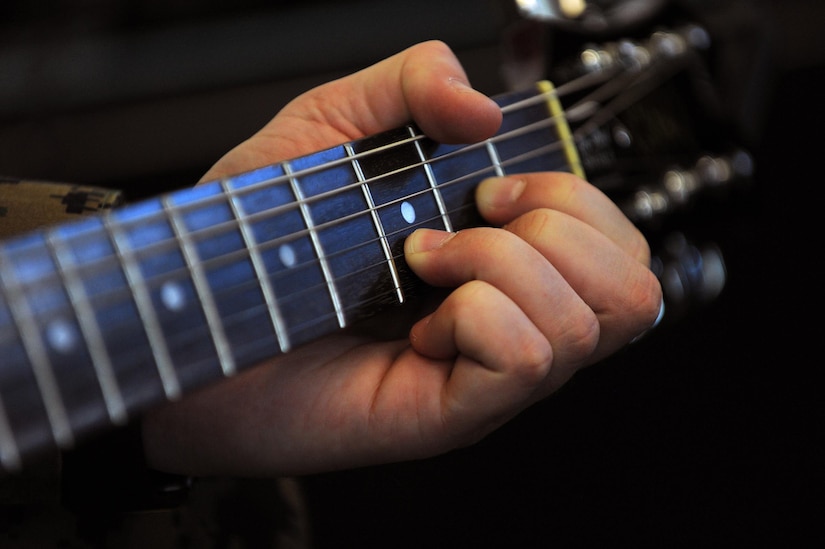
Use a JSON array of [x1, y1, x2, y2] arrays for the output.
[[561, 307, 602, 364], [513, 338, 554, 386], [458, 227, 522, 260], [445, 280, 487, 314], [629, 228, 653, 266], [559, 172, 589, 204], [506, 208, 557, 244], [627, 268, 664, 330]]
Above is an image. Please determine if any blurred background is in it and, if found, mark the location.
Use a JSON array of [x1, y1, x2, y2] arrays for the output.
[[1, 0, 822, 546]]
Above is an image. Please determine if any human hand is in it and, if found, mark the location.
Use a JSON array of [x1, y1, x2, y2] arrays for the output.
[[141, 41, 662, 476]]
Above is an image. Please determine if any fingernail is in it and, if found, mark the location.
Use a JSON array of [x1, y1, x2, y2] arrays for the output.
[[405, 228, 456, 254], [630, 298, 666, 343], [477, 176, 526, 209]]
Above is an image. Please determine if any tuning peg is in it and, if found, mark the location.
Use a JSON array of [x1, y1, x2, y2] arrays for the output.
[[623, 150, 753, 223], [650, 233, 727, 324], [568, 24, 711, 78], [514, 0, 670, 33]]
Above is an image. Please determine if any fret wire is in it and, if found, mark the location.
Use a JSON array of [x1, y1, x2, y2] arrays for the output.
[[409, 125, 453, 233], [105, 217, 182, 400], [345, 143, 405, 305], [47, 232, 128, 425], [0, 253, 74, 449], [486, 140, 506, 177], [0, 388, 22, 471], [221, 179, 292, 353], [163, 196, 237, 377], [285, 161, 347, 329]]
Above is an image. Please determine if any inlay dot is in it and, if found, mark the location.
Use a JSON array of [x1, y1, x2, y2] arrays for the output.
[[47, 319, 76, 354], [279, 243, 297, 268], [161, 281, 186, 312], [401, 201, 416, 224]]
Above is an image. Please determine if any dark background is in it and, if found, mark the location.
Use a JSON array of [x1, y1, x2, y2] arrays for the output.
[[1, 0, 822, 546]]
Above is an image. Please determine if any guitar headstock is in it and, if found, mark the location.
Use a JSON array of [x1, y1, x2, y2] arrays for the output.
[[548, 24, 753, 218], [503, 0, 772, 322]]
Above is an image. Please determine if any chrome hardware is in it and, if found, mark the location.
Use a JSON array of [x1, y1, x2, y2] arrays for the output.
[[651, 233, 727, 318], [515, 0, 669, 32], [515, 0, 587, 21], [624, 150, 753, 223], [575, 25, 710, 76]]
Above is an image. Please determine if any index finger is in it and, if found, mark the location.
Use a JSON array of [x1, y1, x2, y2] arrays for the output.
[[200, 40, 502, 182], [333, 40, 503, 144]]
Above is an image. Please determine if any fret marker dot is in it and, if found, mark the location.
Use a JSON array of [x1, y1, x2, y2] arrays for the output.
[[401, 201, 416, 225], [279, 244, 297, 268], [161, 281, 186, 312], [47, 320, 76, 354]]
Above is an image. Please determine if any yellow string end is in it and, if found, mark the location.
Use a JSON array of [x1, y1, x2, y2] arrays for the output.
[[538, 80, 585, 179]]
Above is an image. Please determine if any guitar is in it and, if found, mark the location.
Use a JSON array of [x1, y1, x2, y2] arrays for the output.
[[0, 23, 751, 474]]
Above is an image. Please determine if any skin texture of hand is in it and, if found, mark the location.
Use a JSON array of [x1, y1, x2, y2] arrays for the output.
[[141, 41, 663, 476]]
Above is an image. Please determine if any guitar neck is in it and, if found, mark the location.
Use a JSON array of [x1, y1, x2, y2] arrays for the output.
[[0, 81, 580, 473]]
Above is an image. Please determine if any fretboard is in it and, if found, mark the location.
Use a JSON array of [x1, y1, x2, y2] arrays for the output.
[[0, 81, 582, 473]]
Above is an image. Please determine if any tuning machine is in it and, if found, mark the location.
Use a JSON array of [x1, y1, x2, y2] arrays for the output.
[[649, 232, 727, 325], [514, 0, 669, 33], [623, 150, 753, 224]]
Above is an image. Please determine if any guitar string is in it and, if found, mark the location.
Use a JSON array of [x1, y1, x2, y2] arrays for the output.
[[571, 52, 693, 141], [233, 58, 686, 347], [0, 30, 694, 461], [184, 60, 684, 365], [0, 65, 615, 296], [0, 130, 569, 349], [0, 123, 567, 358], [126, 64, 674, 364], [0, 57, 673, 455], [258, 61, 683, 326], [0, 65, 632, 357], [91, 65, 617, 235], [0, 65, 632, 352], [0, 37, 700, 459], [0, 84, 580, 302], [40, 66, 620, 290]]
